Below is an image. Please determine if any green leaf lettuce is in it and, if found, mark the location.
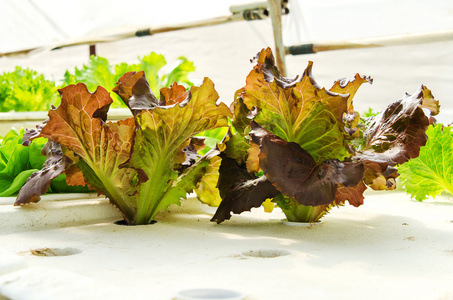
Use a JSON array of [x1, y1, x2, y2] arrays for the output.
[[398, 124, 453, 201]]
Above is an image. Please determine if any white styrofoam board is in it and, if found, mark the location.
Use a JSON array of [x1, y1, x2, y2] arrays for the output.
[[0, 191, 452, 300]]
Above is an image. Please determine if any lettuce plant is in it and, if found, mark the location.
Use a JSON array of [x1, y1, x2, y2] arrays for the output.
[[398, 124, 453, 201], [0, 67, 60, 112], [0, 128, 88, 196], [62, 53, 195, 108], [0, 128, 46, 196], [15, 71, 231, 225], [211, 47, 440, 223]]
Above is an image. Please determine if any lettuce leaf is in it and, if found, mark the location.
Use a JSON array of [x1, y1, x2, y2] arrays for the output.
[[358, 85, 439, 164], [398, 124, 453, 201], [193, 155, 223, 207], [16, 84, 139, 221], [211, 153, 280, 223], [354, 85, 440, 189], [15, 141, 72, 204], [62, 56, 117, 101]]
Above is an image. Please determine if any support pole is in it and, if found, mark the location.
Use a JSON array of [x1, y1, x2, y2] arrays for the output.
[[89, 44, 96, 57], [286, 29, 453, 55], [267, 0, 287, 76]]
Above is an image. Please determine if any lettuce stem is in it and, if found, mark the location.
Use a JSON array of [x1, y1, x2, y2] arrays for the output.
[[77, 159, 136, 222], [277, 196, 331, 222]]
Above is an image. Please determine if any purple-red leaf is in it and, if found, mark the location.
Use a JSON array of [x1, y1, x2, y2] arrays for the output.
[[257, 130, 365, 206], [22, 123, 46, 146], [112, 71, 160, 111], [359, 85, 440, 166], [211, 154, 279, 223], [354, 85, 440, 190], [15, 141, 71, 205], [160, 83, 190, 106], [334, 181, 367, 207]]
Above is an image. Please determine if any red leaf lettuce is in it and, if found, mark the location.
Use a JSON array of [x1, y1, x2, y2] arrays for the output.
[[15, 71, 232, 225], [212, 47, 439, 223]]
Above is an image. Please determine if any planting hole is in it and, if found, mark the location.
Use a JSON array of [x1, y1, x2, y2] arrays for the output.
[[30, 247, 82, 257], [114, 220, 157, 226], [176, 288, 244, 300], [241, 249, 290, 258]]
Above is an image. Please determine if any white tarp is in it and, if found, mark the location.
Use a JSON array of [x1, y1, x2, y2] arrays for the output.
[[0, 0, 248, 54], [284, 0, 453, 45], [3, 0, 453, 53]]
